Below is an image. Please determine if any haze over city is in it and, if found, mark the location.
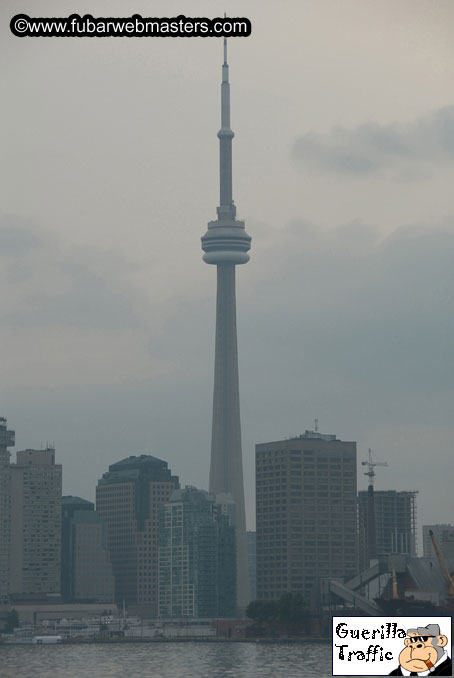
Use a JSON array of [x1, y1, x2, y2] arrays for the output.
[[1, 0, 453, 539]]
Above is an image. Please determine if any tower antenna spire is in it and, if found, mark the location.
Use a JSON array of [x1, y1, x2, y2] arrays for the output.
[[218, 32, 234, 215], [223, 12, 228, 66]]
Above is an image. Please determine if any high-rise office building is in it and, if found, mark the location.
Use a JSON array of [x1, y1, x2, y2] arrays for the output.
[[201, 41, 251, 611], [0, 417, 14, 604], [61, 496, 115, 603], [423, 524, 454, 561], [96, 454, 179, 614], [61, 496, 93, 600], [247, 531, 257, 601], [9, 448, 62, 596], [256, 430, 358, 602], [158, 486, 236, 618], [358, 490, 417, 570]]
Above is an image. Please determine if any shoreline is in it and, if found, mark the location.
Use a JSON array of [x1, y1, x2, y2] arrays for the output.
[[62, 636, 331, 644]]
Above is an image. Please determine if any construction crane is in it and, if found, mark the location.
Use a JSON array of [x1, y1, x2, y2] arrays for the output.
[[429, 529, 454, 602], [361, 449, 388, 564], [361, 448, 388, 486]]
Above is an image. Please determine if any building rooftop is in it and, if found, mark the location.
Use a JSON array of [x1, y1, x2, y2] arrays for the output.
[[292, 430, 337, 441], [168, 486, 215, 504], [98, 454, 179, 489], [109, 454, 168, 471], [62, 496, 94, 506], [256, 431, 357, 449]]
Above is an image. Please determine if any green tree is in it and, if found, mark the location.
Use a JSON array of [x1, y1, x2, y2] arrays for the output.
[[246, 599, 279, 636], [277, 592, 307, 635], [246, 599, 279, 624], [5, 609, 19, 633]]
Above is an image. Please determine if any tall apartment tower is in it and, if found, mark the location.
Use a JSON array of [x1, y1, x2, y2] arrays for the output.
[[358, 490, 417, 571], [96, 454, 179, 615], [201, 40, 251, 611], [423, 524, 454, 560], [61, 496, 115, 603], [256, 430, 357, 603], [9, 448, 62, 596], [158, 486, 236, 619], [0, 418, 14, 604]]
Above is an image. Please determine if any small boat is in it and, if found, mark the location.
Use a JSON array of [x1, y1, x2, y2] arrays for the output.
[[32, 635, 63, 644]]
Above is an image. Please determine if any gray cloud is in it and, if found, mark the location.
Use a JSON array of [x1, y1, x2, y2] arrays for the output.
[[0, 216, 144, 331], [16, 270, 142, 331], [239, 218, 454, 408], [292, 107, 454, 178], [0, 215, 43, 256], [3, 212, 451, 411]]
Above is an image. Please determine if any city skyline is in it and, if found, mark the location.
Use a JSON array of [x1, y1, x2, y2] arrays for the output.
[[1, 418, 452, 617], [1, 0, 453, 534]]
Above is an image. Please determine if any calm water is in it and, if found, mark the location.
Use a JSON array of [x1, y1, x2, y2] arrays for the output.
[[0, 642, 337, 678]]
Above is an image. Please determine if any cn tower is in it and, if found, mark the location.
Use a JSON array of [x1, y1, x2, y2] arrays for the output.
[[201, 39, 251, 611]]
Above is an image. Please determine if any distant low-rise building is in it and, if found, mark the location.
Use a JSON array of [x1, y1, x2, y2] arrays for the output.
[[158, 486, 236, 618]]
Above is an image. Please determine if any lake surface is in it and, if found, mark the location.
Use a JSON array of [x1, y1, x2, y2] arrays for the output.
[[0, 641, 340, 678]]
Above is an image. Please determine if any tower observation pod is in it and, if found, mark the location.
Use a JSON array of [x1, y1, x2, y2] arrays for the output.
[[201, 39, 251, 612]]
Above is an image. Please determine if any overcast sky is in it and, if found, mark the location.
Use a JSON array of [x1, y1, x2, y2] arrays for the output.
[[1, 0, 453, 546]]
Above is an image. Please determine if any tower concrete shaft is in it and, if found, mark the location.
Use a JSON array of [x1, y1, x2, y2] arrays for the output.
[[201, 41, 251, 611]]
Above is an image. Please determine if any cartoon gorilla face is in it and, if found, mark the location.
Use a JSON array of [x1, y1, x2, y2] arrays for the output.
[[398, 631, 448, 673]]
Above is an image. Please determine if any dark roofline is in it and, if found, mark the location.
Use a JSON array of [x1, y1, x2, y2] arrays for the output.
[[109, 454, 168, 471], [62, 495, 94, 506]]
